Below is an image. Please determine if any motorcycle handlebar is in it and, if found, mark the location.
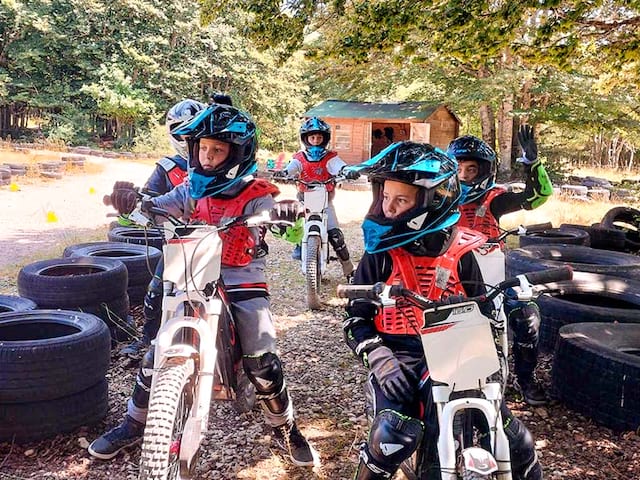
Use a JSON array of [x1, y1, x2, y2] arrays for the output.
[[488, 222, 553, 243]]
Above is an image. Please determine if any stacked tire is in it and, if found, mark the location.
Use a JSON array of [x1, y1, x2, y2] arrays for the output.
[[63, 242, 161, 306], [108, 226, 165, 251], [17, 256, 134, 345], [0, 165, 10, 186], [0, 310, 110, 443]]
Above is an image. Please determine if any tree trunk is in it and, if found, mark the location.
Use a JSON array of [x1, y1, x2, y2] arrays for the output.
[[479, 103, 495, 150], [497, 95, 515, 177]]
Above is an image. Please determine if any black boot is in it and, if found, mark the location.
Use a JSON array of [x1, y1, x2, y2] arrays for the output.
[[272, 422, 319, 467]]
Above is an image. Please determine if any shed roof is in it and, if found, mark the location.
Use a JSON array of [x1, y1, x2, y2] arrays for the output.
[[304, 100, 454, 121]]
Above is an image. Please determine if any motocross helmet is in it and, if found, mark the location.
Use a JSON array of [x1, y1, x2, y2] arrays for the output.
[[300, 117, 331, 162], [166, 99, 207, 160], [446, 135, 497, 204], [347, 141, 461, 253], [172, 104, 258, 199]]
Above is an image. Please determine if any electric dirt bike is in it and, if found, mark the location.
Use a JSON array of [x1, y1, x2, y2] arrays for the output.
[[282, 174, 347, 310], [119, 202, 287, 480], [337, 264, 571, 480]]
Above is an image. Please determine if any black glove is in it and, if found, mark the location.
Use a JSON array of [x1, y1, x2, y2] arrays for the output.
[[517, 125, 538, 165], [105, 181, 138, 215], [367, 346, 416, 403], [270, 199, 303, 224], [342, 167, 360, 180]]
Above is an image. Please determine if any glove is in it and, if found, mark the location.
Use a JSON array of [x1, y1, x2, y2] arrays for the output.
[[367, 346, 416, 403], [270, 199, 303, 224], [517, 125, 538, 165], [341, 167, 360, 180], [105, 181, 138, 215]]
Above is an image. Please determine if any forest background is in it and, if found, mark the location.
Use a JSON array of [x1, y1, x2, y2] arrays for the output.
[[1, 0, 640, 178]]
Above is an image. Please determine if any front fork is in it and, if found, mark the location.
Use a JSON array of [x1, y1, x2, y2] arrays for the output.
[[433, 383, 512, 480], [301, 216, 329, 274], [149, 286, 222, 473]]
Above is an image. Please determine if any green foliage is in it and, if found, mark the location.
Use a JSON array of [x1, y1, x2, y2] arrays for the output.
[[131, 123, 171, 155]]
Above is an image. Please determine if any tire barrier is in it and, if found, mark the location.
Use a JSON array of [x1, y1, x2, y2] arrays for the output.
[[63, 241, 161, 306], [558, 223, 627, 251], [600, 206, 640, 253], [506, 244, 640, 282], [17, 256, 134, 344], [0, 295, 37, 313], [518, 227, 590, 248], [532, 272, 640, 352], [108, 226, 165, 252], [0, 310, 110, 442], [552, 322, 640, 432]]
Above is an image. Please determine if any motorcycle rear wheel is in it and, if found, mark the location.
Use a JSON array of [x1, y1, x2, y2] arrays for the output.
[[139, 357, 196, 480], [305, 235, 322, 310]]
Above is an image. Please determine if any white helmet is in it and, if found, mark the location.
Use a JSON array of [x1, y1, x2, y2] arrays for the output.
[[166, 99, 207, 159]]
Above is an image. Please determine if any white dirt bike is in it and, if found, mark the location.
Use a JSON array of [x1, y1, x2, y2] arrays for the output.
[[122, 202, 286, 480], [337, 264, 571, 480], [293, 175, 346, 310]]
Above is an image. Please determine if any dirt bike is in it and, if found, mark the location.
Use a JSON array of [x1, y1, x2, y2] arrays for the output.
[[121, 201, 287, 480], [337, 262, 571, 480], [278, 174, 347, 310]]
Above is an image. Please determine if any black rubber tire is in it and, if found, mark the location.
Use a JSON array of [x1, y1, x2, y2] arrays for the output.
[[306, 235, 322, 310], [0, 379, 108, 443], [518, 227, 590, 247], [75, 293, 134, 344], [0, 295, 37, 314], [63, 241, 160, 305], [0, 310, 111, 403], [108, 226, 165, 251], [534, 272, 640, 352], [551, 323, 640, 432], [18, 256, 128, 307], [139, 358, 196, 479], [600, 206, 640, 251], [558, 223, 628, 251], [506, 244, 640, 282]]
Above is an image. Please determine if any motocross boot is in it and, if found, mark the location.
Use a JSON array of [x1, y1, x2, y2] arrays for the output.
[[328, 228, 355, 279]]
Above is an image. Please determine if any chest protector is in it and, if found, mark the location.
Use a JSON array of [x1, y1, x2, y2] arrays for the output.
[[294, 150, 338, 192], [157, 156, 188, 187], [458, 187, 506, 244], [374, 228, 487, 335], [191, 179, 279, 267]]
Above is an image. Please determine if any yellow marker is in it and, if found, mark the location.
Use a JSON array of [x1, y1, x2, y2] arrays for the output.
[[9, 183, 19, 192], [89, 187, 96, 194], [46, 211, 59, 223]]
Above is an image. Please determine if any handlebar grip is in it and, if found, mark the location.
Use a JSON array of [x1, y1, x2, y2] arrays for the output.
[[524, 222, 553, 232], [336, 282, 385, 300], [521, 266, 573, 285]]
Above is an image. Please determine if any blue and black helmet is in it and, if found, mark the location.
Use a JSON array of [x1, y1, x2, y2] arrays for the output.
[[447, 135, 497, 204], [346, 141, 462, 253], [172, 104, 257, 199], [300, 117, 331, 161]]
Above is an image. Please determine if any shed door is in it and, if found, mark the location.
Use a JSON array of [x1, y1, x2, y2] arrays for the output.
[[410, 123, 430, 143]]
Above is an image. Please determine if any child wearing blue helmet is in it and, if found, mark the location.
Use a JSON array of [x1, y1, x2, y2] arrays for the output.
[[342, 141, 543, 480]]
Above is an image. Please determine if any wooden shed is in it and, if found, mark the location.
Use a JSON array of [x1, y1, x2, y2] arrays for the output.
[[303, 100, 461, 164]]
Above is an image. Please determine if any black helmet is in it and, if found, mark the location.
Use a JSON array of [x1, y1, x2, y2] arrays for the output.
[[299, 117, 331, 161], [172, 104, 257, 198], [347, 141, 461, 253], [166, 99, 207, 160], [446, 135, 497, 204]]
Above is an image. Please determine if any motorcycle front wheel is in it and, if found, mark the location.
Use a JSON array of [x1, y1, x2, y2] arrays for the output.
[[139, 357, 196, 480], [305, 235, 322, 310]]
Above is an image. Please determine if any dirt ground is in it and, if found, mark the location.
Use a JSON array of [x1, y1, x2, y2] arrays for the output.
[[0, 154, 639, 479]]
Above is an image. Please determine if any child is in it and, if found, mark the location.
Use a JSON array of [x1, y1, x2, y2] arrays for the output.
[[89, 104, 319, 467], [281, 116, 359, 279], [342, 141, 543, 480], [447, 125, 553, 405], [119, 98, 207, 359]]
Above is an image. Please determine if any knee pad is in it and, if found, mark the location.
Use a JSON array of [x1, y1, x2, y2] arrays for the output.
[[328, 228, 350, 261], [367, 410, 424, 470], [508, 302, 540, 345], [243, 352, 289, 416]]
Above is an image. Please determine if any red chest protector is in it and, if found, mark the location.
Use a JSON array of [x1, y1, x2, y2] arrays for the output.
[[191, 179, 279, 267], [458, 187, 506, 245], [294, 150, 338, 192], [374, 228, 487, 335], [157, 156, 188, 187]]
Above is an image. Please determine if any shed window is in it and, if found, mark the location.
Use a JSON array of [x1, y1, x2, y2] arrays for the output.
[[333, 124, 352, 150]]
